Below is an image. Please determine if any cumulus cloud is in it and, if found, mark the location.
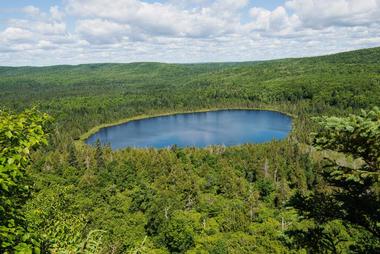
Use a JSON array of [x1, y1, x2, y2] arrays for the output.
[[66, 0, 236, 40], [76, 19, 130, 44], [286, 0, 380, 28], [248, 6, 300, 33], [0, 0, 380, 65], [1, 27, 35, 43]]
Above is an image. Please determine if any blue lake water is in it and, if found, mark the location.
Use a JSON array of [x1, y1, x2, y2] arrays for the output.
[[85, 110, 292, 149]]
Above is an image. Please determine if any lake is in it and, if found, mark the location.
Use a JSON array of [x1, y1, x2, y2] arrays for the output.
[[85, 110, 292, 149]]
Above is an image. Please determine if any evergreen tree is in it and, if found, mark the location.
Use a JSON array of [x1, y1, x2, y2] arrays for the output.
[[289, 107, 380, 252], [68, 143, 79, 168], [95, 139, 105, 169]]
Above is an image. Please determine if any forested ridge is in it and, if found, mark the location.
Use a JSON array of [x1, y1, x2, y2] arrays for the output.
[[0, 47, 379, 253]]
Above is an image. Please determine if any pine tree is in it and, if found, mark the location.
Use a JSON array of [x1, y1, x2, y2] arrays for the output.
[[95, 139, 105, 169], [68, 143, 79, 168], [289, 107, 380, 252]]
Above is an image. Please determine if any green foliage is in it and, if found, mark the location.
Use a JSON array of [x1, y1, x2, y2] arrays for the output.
[[256, 179, 275, 201], [159, 211, 195, 253], [95, 139, 105, 169], [67, 143, 79, 168], [312, 107, 380, 182], [24, 140, 311, 253], [0, 108, 51, 253], [1, 47, 379, 142], [290, 108, 380, 252], [288, 220, 354, 254], [0, 47, 379, 253]]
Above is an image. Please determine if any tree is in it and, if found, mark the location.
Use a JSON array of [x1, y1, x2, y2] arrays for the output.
[[0, 108, 51, 253], [159, 212, 195, 253], [289, 107, 380, 252], [68, 143, 79, 168], [95, 139, 105, 169]]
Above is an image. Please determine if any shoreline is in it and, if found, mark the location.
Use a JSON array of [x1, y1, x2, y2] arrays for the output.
[[79, 107, 296, 144]]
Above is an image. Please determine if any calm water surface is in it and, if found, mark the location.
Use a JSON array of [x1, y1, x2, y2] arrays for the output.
[[86, 110, 292, 149]]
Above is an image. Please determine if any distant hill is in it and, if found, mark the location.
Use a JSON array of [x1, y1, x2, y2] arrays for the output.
[[1, 47, 379, 254], [0, 46, 379, 133]]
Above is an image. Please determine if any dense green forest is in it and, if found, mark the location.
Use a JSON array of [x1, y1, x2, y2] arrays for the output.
[[0, 47, 379, 253]]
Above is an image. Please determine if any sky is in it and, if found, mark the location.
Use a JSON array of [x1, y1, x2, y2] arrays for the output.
[[0, 0, 380, 66]]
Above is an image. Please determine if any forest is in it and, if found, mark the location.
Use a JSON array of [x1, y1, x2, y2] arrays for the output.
[[0, 47, 379, 253]]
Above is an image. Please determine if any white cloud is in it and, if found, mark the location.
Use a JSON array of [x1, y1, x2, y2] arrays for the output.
[[286, 0, 380, 28], [35, 21, 67, 35], [210, 0, 248, 16], [0, 0, 380, 65], [247, 6, 301, 38], [76, 19, 130, 44], [4, 18, 67, 37], [50, 6, 65, 20], [66, 0, 237, 40], [1, 27, 35, 43], [22, 5, 42, 17], [37, 40, 57, 49]]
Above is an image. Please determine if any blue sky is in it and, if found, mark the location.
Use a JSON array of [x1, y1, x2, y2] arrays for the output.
[[0, 0, 380, 66]]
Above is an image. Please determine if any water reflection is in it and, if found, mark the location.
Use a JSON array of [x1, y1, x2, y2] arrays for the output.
[[86, 110, 292, 149]]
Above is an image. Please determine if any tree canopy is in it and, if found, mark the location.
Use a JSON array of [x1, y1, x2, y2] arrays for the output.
[[0, 108, 51, 253], [0, 47, 379, 253], [290, 107, 380, 253]]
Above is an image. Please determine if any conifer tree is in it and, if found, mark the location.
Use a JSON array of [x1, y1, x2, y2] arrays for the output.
[[95, 139, 105, 169], [68, 143, 79, 168], [290, 107, 380, 252]]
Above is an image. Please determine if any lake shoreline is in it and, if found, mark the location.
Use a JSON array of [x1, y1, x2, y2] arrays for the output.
[[79, 107, 295, 146]]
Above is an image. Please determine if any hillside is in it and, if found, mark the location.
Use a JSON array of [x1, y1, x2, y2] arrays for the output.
[[0, 47, 379, 253], [1, 47, 379, 137]]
